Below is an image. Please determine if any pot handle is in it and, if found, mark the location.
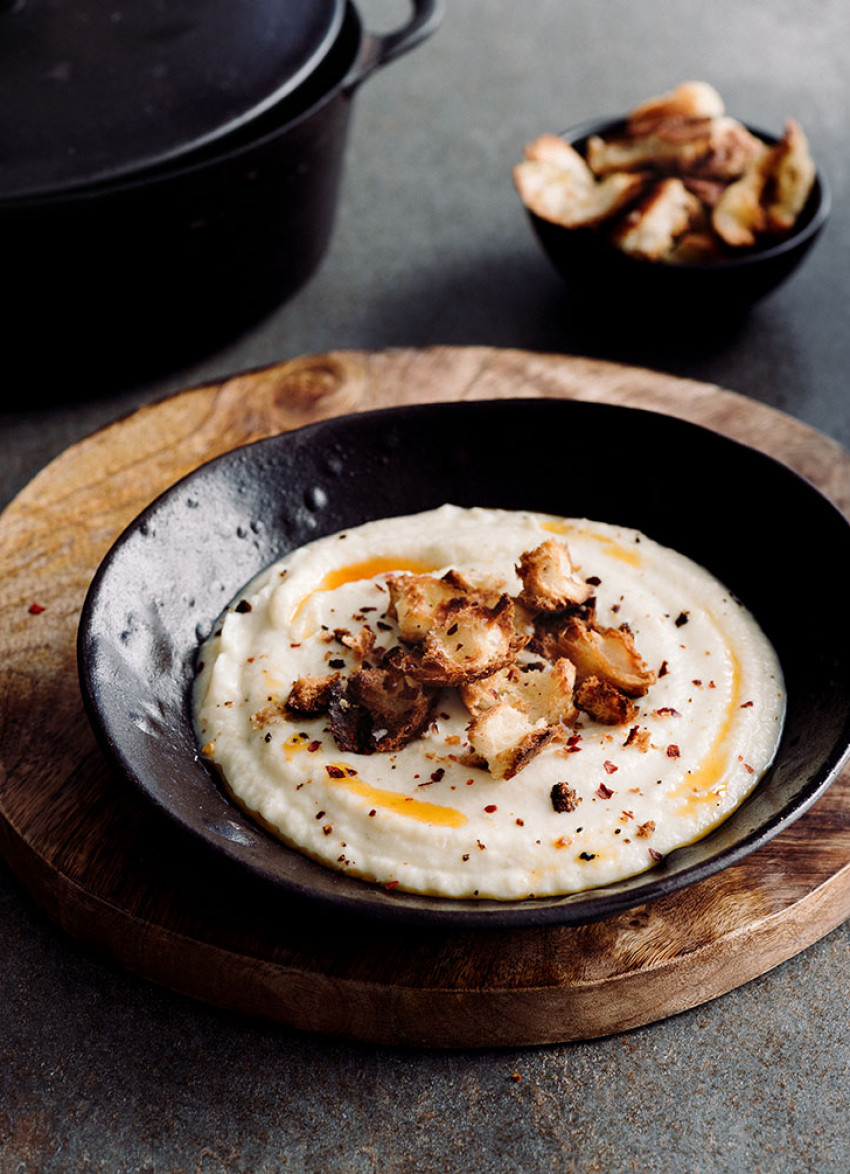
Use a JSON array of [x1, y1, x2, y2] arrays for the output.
[[345, 0, 444, 91]]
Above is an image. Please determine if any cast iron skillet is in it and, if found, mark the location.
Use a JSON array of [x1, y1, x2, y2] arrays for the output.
[[78, 400, 850, 928]]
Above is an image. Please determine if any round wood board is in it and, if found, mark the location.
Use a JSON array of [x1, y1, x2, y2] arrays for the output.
[[2, 345, 850, 1049]]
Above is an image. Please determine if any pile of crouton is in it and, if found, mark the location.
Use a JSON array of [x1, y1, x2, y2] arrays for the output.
[[286, 537, 657, 780], [514, 81, 816, 263]]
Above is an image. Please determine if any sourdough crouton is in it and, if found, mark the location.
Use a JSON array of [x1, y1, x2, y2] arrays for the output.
[[587, 116, 762, 182], [626, 81, 726, 130], [285, 673, 340, 717], [713, 118, 814, 245], [250, 699, 289, 730], [712, 157, 769, 246], [516, 538, 594, 612], [531, 614, 656, 697], [402, 595, 527, 686], [765, 118, 815, 232], [465, 702, 557, 780], [514, 134, 645, 228], [327, 665, 435, 754], [575, 675, 637, 725], [690, 117, 766, 180], [335, 625, 376, 661], [585, 122, 717, 177], [461, 658, 577, 727], [386, 572, 467, 644], [611, 177, 703, 261]]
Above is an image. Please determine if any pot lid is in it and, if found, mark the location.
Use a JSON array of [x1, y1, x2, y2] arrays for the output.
[[0, 0, 345, 202]]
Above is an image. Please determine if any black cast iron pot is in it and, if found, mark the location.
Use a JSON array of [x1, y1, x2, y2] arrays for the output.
[[1, 0, 442, 388]]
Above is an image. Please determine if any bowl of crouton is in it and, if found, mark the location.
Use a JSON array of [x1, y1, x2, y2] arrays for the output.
[[514, 82, 830, 314]]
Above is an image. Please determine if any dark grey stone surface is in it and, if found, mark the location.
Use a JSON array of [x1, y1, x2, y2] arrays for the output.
[[3, 2, 850, 1169]]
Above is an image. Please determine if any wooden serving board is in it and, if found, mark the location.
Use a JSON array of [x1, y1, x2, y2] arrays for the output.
[[2, 345, 850, 1049]]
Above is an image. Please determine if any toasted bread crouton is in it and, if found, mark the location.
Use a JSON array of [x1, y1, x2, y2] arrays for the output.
[[690, 117, 766, 180], [465, 702, 557, 780], [285, 673, 340, 717], [327, 665, 435, 754], [588, 115, 763, 183], [250, 698, 289, 729], [531, 614, 656, 697], [516, 538, 594, 612], [386, 572, 467, 644], [713, 118, 814, 245], [335, 625, 376, 661], [765, 118, 815, 232], [611, 177, 703, 261], [586, 123, 716, 178], [623, 724, 652, 751], [514, 134, 645, 228], [627, 81, 725, 130], [522, 132, 598, 181], [402, 595, 527, 687], [712, 159, 769, 246], [518, 657, 578, 725], [461, 658, 577, 727], [712, 176, 767, 245], [575, 675, 637, 725]]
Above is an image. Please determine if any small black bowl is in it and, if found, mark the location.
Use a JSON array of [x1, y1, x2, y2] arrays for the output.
[[78, 399, 850, 929], [523, 116, 831, 316]]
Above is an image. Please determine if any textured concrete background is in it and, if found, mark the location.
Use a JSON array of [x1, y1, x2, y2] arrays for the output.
[[3, 1, 850, 1169]]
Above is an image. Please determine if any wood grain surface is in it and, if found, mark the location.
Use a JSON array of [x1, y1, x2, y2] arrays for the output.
[[1, 345, 849, 1048]]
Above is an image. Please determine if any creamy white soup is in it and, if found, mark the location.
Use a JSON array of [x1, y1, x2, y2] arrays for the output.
[[194, 505, 784, 900]]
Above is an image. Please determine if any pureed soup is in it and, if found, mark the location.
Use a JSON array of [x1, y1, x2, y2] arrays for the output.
[[194, 505, 785, 900]]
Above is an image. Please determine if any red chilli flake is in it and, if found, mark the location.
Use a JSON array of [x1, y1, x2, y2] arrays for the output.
[[666, 745, 681, 759], [28, 602, 46, 614], [325, 765, 346, 778], [603, 761, 618, 775], [384, 880, 400, 890], [596, 782, 614, 799], [484, 804, 498, 813], [649, 848, 663, 862], [740, 700, 754, 708], [307, 741, 321, 753]]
